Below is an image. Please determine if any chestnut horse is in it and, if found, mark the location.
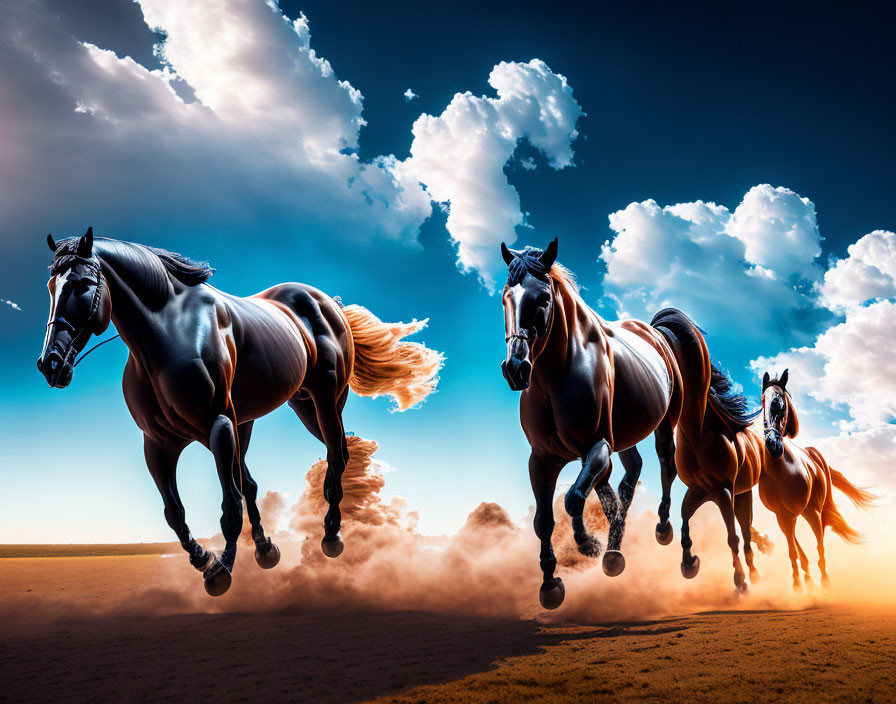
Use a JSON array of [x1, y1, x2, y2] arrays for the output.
[[760, 370, 875, 591], [38, 229, 442, 596], [500, 239, 713, 609], [662, 361, 770, 593]]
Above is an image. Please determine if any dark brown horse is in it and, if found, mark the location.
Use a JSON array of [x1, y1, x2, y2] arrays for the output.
[[500, 239, 712, 609], [760, 370, 876, 591], [38, 228, 443, 596]]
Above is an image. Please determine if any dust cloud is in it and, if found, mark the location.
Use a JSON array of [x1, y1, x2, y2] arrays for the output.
[[4, 435, 892, 628]]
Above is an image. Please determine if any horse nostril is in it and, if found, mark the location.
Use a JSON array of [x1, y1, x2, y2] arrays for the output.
[[50, 358, 59, 371]]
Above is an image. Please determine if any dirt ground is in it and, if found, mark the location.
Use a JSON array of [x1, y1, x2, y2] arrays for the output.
[[0, 554, 894, 704]]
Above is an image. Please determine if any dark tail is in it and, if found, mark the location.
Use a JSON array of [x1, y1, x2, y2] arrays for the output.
[[650, 308, 712, 430]]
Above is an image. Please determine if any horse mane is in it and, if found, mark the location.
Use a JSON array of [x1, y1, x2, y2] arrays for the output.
[[50, 237, 214, 286], [709, 362, 761, 430]]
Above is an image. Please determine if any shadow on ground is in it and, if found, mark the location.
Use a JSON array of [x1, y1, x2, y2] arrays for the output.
[[0, 608, 595, 704]]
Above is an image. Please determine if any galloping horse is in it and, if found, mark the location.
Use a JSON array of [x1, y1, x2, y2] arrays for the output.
[[500, 238, 713, 609], [760, 370, 875, 591], [661, 361, 769, 593], [38, 228, 442, 596]]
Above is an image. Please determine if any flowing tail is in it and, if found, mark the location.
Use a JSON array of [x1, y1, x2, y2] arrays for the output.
[[829, 468, 878, 510], [342, 304, 444, 411]]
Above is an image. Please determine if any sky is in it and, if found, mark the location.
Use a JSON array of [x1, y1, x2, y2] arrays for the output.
[[0, 0, 894, 543]]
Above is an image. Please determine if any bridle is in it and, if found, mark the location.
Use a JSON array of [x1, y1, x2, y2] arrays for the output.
[[46, 259, 118, 369], [504, 278, 556, 355], [762, 388, 786, 445]]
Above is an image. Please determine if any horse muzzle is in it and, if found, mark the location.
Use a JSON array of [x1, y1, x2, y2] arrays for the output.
[[37, 349, 74, 388], [502, 357, 531, 391], [764, 429, 784, 459]]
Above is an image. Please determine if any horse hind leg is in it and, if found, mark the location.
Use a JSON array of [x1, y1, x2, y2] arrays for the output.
[[734, 491, 759, 584], [654, 418, 677, 545], [595, 447, 642, 576], [565, 439, 610, 560], [714, 486, 748, 594], [680, 485, 708, 579], [237, 422, 280, 570]]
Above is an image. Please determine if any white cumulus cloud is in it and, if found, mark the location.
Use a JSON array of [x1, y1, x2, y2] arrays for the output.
[[403, 59, 585, 287], [819, 230, 896, 312], [600, 185, 824, 351]]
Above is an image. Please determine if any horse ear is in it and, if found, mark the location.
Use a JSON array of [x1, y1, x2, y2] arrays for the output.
[[501, 242, 514, 266], [540, 237, 558, 269], [780, 368, 789, 389], [47, 234, 57, 252], [77, 227, 94, 257], [762, 371, 770, 391]]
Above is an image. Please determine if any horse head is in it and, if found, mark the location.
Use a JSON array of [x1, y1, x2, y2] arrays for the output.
[[499, 237, 558, 391], [762, 369, 798, 458], [38, 227, 112, 388]]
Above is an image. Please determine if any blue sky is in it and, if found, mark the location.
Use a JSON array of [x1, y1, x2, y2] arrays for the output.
[[1, 0, 894, 542]]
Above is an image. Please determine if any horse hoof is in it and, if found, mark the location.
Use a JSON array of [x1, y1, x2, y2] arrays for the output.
[[203, 563, 232, 597], [735, 579, 749, 596], [681, 556, 700, 579], [539, 578, 565, 610], [655, 522, 674, 545], [804, 576, 818, 593], [749, 568, 760, 584], [254, 541, 281, 569], [602, 550, 626, 577], [321, 534, 344, 558], [821, 577, 831, 595]]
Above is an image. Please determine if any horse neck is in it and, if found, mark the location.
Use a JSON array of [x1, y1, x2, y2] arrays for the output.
[[531, 278, 605, 385], [94, 241, 177, 366]]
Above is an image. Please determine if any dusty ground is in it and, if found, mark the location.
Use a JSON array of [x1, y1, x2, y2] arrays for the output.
[[0, 554, 894, 703]]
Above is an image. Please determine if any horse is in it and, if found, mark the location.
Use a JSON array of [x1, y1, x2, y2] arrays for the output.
[[500, 238, 714, 609], [759, 370, 876, 591], [37, 228, 443, 596], [660, 359, 771, 593]]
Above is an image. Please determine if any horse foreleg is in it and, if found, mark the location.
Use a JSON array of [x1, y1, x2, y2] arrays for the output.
[[206, 411, 242, 596], [734, 491, 759, 584], [530, 451, 565, 609], [565, 439, 611, 560], [309, 387, 349, 558], [237, 421, 280, 570], [714, 485, 747, 594], [654, 418, 677, 545], [803, 510, 829, 593], [144, 435, 210, 571], [680, 485, 708, 579], [776, 513, 802, 591]]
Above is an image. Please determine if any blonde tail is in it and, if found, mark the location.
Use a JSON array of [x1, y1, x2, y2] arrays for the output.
[[829, 468, 878, 510], [342, 304, 444, 411]]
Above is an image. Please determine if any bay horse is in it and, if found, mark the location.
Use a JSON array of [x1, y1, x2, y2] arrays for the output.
[[760, 370, 875, 591], [500, 238, 713, 609], [661, 360, 770, 593], [37, 228, 443, 596]]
